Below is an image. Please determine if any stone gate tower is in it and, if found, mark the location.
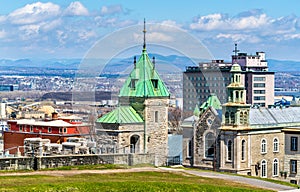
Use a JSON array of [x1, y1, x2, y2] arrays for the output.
[[97, 20, 170, 166]]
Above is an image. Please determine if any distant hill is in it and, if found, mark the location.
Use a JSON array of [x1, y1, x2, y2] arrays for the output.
[[0, 56, 299, 75], [268, 59, 300, 72]]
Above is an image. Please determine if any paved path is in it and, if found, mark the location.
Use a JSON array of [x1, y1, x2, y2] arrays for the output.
[[0, 167, 298, 191], [159, 167, 298, 192]]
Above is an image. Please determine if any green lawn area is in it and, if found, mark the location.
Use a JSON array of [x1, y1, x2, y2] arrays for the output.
[[0, 171, 273, 192]]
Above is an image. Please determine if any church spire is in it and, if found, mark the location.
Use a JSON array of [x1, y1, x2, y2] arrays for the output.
[[143, 18, 146, 50]]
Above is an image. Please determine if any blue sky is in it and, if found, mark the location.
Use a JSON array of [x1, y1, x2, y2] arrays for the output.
[[1, 1, 300, 60]]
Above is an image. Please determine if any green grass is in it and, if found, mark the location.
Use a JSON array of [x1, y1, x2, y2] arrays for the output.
[[183, 167, 298, 189], [0, 171, 273, 191], [41, 163, 125, 171]]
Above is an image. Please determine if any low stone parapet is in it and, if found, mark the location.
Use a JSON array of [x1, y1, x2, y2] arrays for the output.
[[0, 153, 155, 171]]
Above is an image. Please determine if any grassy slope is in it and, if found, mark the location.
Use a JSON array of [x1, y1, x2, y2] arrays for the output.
[[0, 171, 273, 192]]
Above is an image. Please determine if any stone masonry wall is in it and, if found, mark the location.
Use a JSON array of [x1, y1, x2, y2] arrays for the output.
[[0, 153, 155, 171], [144, 98, 169, 166]]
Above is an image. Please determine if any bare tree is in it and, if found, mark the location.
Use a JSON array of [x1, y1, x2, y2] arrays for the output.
[[168, 107, 182, 134]]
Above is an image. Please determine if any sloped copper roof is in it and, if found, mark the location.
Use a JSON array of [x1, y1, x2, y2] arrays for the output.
[[97, 106, 143, 124], [119, 49, 170, 98]]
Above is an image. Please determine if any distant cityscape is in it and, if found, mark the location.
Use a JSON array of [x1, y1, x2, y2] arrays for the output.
[[0, 56, 299, 97]]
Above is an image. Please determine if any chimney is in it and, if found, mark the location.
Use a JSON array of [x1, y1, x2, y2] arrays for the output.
[[52, 112, 58, 120]]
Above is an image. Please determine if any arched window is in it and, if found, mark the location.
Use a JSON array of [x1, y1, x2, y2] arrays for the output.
[[227, 140, 232, 161], [225, 112, 229, 124], [205, 132, 215, 158], [235, 91, 239, 101], [261, 139, 267, 153], [230, 112, 235, 124], [130, 135, 140, 153], [261, 160, 267, 178], [243, 112, 248, 125], [240, 112, 243, 125], [273, 159, 278, 177], [154, 111, 159, 123], [241, 140, 246, 161], [273, 138, 279, 152]]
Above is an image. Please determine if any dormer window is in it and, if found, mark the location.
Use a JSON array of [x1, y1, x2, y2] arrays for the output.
[[151, 79, 158, 89], [130, 79, 138, 89]]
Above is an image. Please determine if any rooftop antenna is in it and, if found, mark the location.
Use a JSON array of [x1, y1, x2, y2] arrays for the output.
[[233, 43, 239, 57], [233, 43, 240, 64], [143, 18, 146, 49]]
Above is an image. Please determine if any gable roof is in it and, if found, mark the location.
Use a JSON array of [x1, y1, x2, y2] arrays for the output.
[[199, 94, 222, 115], [119, 49, 170, 98], [97, 106, 144, 124]]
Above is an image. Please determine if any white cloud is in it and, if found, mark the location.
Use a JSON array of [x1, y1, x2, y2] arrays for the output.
[[190, 13, 229, 31], [216, 33, 261, 43], [40, 19, 62, 32], [100, 5, 123, 15], [56, 30, 68, 45], [0, 15, 6, 23], [8, 2, 60, 25], [78, 30, 97, 41], [282, 33, 300, 40], [18, 24, 40, 40], [231, 14, 268, 30], [0, 30, 7, 39], [161, 20, 179, 27], [64, 1, 89, 16], [190, 12, 269, 31]]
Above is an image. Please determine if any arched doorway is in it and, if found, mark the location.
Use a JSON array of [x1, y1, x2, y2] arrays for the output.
[[130, 135, 140, 153]]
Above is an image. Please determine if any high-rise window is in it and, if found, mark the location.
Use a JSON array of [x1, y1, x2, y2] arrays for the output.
[[254, 83, 265, 87], [254, 77, 266, 81]]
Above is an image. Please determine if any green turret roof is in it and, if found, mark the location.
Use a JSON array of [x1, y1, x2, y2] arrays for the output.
[[119, 49, 170, 98], [97, 106, 143, 124], [199, 94, 222, 115]]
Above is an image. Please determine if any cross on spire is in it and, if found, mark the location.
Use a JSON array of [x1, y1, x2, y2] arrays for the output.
[[233, 43, 240, 56], [143, 18, 146, 49]]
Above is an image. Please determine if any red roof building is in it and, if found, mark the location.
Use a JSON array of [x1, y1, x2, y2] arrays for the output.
[[4, 113, 91, 155]]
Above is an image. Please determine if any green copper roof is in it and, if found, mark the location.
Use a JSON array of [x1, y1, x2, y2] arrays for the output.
[[199, 94, 222, 115], [230, 63, 242, 72], [97, 106, 143, 124], [193, 104, 200, 117], [119, 49, 170, 98]]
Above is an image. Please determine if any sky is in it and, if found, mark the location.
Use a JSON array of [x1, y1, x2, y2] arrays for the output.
[[1, 0, 300, 61]]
